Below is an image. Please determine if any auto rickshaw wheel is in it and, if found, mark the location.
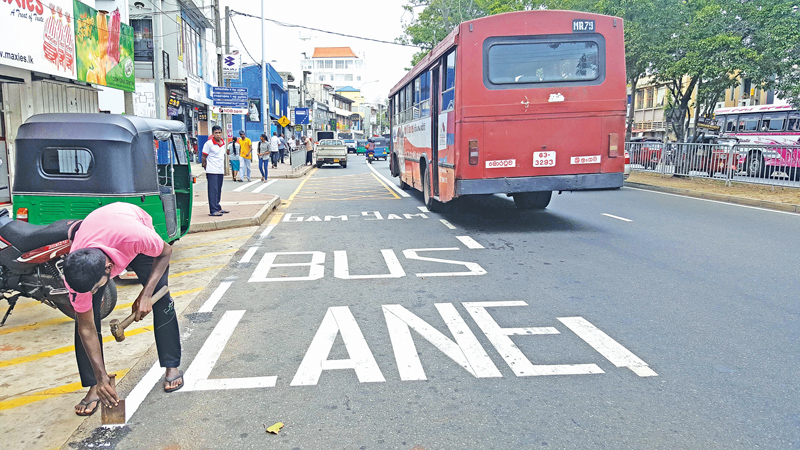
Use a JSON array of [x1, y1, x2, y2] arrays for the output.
[[55, 278, 118, 320]]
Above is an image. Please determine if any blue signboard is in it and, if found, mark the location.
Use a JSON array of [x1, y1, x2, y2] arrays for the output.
[[211, 87, 249, 108], [295, 108, 310, 125]]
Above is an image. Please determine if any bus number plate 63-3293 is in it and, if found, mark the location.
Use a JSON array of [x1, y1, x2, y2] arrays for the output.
[[533, 151, 556, 167]]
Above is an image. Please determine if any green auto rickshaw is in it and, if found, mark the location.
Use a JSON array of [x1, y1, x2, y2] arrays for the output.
[[12, 114, 193, 242]]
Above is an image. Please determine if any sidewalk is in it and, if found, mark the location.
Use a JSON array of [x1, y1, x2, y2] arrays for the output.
[[188, 160, 313, 233]]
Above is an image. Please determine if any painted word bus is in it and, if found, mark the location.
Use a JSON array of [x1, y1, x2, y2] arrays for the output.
[[388, 10, 627, 210], [714, 104, 800, 178]]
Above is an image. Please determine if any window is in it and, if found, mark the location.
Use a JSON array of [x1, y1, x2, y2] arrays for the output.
[[656, 88, 666, 106], [181, 16, 202, 77], [336, 60, 345, 69], [325, 60, 333, 69], [487, 39, 600, 85], [635, 89, 644, 110], [761, 113, 787, 131], [344, 74, 353, 81], [787, 112, 800, 132], [131, 19, 153, 62], [316, 60, 324, 69], [442, 50, 456, 112], [398, 89, 405, 123], [738, 113, 761, 132], [41, 148, 93, 176], [357, 76, 361, 81], [725, 116, 737, 132], [419, 71, 430, 118], [346, 60, 353, 69]]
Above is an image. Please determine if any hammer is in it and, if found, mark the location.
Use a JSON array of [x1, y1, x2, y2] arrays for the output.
[[109, 285, 170, 342]]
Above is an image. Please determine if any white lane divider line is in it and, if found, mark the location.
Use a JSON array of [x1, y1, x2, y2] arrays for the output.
[[417, 206, 429, 212], [602, 213, 633, 222], [251, 179, 278, 194], [558, 317, 657, 377], [233, 180, 260, 192], [239, 247, 259, 263], [440, 219, 457, 229], [108, 361, 162, 426], [259, 225, 276, 238], [198, 281, 233, 313], [456, 236, 484, 249], [624, 186, 800, 216], [366, 162, 410, 198]]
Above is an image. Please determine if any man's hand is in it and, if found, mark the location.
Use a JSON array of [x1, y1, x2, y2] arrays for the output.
[[96, 373, 120, 408], [132, 288, 153, 321]]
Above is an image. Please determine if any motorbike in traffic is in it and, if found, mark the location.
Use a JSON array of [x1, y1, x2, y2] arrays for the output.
[[0, 209, 117, 325]]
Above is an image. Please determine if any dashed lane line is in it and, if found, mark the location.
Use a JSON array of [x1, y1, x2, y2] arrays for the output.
[[440, 219, 456, 229], [0, 369, 130, 411], [602, 213, 633, 222], [456, 236, 485, 249]]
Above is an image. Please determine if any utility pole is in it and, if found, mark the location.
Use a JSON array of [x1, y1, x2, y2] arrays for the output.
[[261, 0, 270, 136], [150, 0, 164, 119], [214, 0, 229, 175]]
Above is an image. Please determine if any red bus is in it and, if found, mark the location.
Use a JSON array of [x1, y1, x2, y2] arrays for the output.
[[388, 10, 627, 210]]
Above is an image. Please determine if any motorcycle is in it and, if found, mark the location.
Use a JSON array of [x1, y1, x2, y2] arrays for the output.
[[0, 209, 117, 326], [367, 149, 375, 164]]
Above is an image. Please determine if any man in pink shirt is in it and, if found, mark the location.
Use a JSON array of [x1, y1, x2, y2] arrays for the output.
[[63, 202, 182, 416]]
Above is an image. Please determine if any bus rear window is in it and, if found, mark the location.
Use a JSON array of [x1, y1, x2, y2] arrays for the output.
[[487, 40, 600, 85]]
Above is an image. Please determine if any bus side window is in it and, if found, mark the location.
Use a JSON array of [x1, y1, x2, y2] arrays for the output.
[[788, 113, 800, 132], [442, 50, 456, 112], [726, 116, 737, 132]]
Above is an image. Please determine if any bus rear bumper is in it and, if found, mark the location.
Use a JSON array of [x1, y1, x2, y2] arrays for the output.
[[455, 173, 623, 195]]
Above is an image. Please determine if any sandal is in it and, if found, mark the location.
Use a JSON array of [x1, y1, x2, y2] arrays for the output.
[[75, 398, 100, 417], [209, 212, 223, 217], [164, 372, 184, 393]]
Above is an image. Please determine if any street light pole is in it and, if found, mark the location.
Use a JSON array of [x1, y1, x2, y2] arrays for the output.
[[261, 0, 269, 135]]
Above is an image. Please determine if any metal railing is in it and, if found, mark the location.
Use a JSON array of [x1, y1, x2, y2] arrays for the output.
[[289, 147, 307, 172], [627, 142, 800, 188]]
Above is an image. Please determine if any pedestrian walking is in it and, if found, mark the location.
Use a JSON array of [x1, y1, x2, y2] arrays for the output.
[[202, 125, 229, 216], [238, 130, 253, 182], [278, 133, 287, 164], [303, 135, 314, 165], [257, 134, 270, 182], [227, 136, 241, 181], [270, 132, 281, 169], [63, 202, 183, 416]]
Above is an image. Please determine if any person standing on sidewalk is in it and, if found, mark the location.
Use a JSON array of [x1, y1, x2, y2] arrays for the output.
[[270, 132, 281, 169], [257, 134, 270, 182], [227, 136, 241, 182], [238, 130, 253, 182], [303, 135, 314, 165], [277, 133, 287, 164], [202, 126, 229, 217]]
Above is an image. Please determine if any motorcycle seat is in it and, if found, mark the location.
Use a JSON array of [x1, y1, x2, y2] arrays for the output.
[[0, 219, 72, 253]]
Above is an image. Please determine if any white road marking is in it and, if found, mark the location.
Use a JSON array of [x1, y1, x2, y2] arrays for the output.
[[249, 251, 325, 282], [334, 249, 406, 279], [464, 301, 604, 377], [602, 213, 633, 222], [403, 248, 487, 277], [239, 247, 259, 263], [112, 361, 162, 425], [232, 180, 260, 192], [183, 310, 277, 391], [251, 179, 278, 193], [366, 162, 411, 197], [456, 236, 484, 249], [259, 225, 276, 238], [291, 306, 386, 386], [417, 206, 429, 212], [558, 317, 658, 377], [440, 219, 457, 229], [198, 281, 233, 313], [383, 304, 501, 380], [624, 186, 800, 216]]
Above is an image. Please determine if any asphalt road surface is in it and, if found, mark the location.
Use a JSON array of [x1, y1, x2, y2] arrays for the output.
[[70, 157, 800, 449]]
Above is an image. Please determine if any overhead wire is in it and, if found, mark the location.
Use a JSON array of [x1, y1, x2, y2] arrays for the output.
[[228, 17, 259, 65]]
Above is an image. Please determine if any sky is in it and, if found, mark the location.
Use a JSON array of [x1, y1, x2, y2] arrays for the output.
[[220, 0, 422, 103]]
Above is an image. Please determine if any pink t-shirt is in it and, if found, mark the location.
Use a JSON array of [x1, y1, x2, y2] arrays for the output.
[[67, 203, 165, 313]]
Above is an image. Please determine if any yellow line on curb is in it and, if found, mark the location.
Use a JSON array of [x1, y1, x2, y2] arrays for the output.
[[0, 326, 154, 368], [170, 265, 226, 278], [0, 369, 130, 411], [171, 249, 237, 264], [370, 173, 401, 199], [0, 286, 204, 336], [177, 235, 250, 250]]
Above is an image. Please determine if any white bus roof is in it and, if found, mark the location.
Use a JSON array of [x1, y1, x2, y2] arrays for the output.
[[715, 104, 795, 115]]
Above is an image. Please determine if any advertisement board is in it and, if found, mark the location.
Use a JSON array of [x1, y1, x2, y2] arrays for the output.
[[133, 82, 156, 118], [212, 86, 248, 115], [73, 2, 135, 92], [222, 53, 241, 80], [0, 0, 77, 80]]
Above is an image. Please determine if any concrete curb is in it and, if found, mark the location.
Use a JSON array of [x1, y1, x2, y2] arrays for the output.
[[187, 196, 281, 233], [624, 181, 800, 213]]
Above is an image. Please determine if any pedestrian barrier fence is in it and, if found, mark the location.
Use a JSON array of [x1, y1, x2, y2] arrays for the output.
[[626, 142, 800, 188], [289, 147, 306, 172]]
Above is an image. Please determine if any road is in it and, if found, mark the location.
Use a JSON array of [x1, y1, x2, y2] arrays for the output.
[[68, 156, 800, 449]]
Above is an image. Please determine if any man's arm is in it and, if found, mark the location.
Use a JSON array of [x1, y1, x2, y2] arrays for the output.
[[132, 242, 173, 321], [76, 310, 119, 407]]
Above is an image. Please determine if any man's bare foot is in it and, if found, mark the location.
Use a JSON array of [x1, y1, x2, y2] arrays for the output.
[[164, 367, 183, 392], [75, 386, 100, 416]]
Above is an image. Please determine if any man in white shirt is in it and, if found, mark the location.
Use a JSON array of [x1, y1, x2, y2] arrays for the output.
[[202, 125, 230, 216], [269, 132, 281, 169]]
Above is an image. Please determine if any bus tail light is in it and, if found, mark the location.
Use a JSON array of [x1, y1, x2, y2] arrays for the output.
[[608, 133, 619, 157], [16, 208, 28, 222], [469, 139, 479, 165]]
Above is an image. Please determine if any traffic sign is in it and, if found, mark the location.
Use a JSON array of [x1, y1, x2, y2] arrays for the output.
[[212, 87, 248, 114], [294, 108, 310, 125], [278, 116, 290, 127]]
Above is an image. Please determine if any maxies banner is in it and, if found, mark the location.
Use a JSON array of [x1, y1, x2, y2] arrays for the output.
[[73, 1, 134, 92]]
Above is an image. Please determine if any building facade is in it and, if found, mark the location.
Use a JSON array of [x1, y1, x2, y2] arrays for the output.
[[301, 47, 364, 88]]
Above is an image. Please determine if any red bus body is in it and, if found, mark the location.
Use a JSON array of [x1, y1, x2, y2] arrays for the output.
[[389, 10, 626, 208]]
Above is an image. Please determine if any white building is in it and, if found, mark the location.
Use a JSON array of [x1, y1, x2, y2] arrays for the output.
[[301, 47, 365, 88]]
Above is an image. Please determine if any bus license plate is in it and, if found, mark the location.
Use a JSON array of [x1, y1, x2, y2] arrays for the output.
[[533, 151, 556, 167]]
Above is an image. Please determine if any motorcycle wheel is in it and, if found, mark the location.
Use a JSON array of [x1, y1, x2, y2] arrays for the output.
[[55, 278, 118, 320]]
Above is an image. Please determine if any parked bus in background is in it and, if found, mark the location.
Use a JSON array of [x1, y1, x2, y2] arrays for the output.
[[714, 104, 800, 178], [339, 130, 365, 154], [388, 10, 627, 211]]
